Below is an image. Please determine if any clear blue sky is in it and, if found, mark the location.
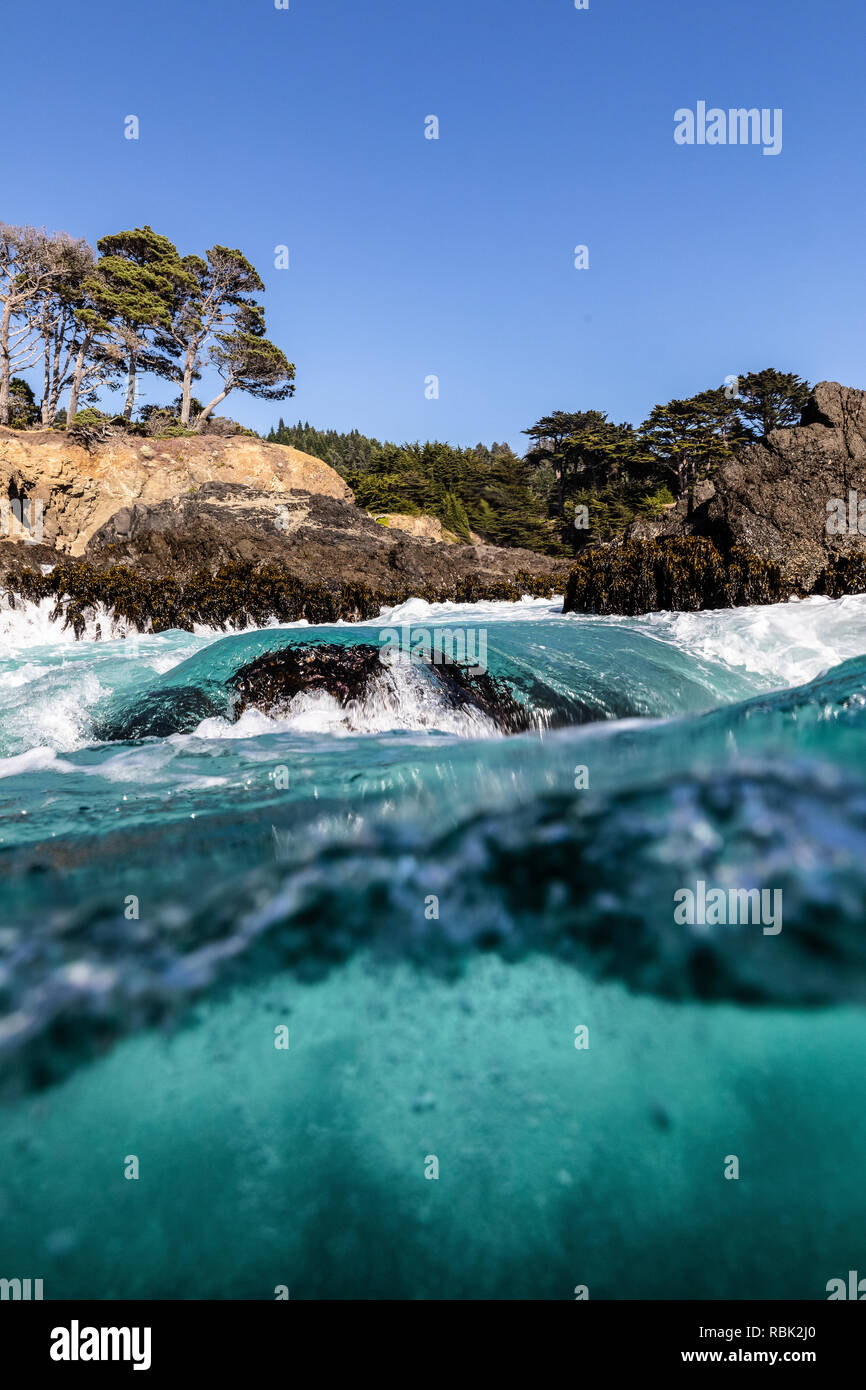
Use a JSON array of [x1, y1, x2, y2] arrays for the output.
[[3, 0, 864, 451]]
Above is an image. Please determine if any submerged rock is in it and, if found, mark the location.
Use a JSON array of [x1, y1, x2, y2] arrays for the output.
[[92, 688, 222, 742], [229, 642, 536, 735], [230, 644, 385, 715]]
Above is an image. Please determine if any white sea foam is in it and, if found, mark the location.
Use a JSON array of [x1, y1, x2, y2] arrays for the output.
[[0, 659, 105, 752], [378, 595, 563, 625], [378, 592, 567, 625], [0, 594, 133, 647], [0, 662, 52, 689], [0, 593, 314, 650], [0, 746, 79, 779], [631, 594, 866, 687]]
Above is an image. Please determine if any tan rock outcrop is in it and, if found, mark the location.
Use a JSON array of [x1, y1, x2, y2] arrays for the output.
[[0, 427, 352, 556], [372, 512, 461, 544]]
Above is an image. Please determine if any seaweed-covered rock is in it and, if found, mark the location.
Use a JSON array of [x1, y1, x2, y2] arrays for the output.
[[230, 643, 534, 735], [4, 559, 563, 637], [231, 644, 385, 714], [563, 538, 784, 617], [815, 552, 866, 599]]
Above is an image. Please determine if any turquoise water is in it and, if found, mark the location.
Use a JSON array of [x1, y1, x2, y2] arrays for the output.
[[1, 591, 865, 1298]]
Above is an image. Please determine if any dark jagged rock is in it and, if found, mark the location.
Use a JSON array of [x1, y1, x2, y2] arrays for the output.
[[623, 381, 866, 597], [85, 480, 565, 595], [566, 380, 866, 614], [0, 538, 65, 582]]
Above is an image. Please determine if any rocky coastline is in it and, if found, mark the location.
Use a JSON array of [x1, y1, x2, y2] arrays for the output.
[[4, 380, 866, 631], [564, 381, 866, 615], [0, 426, 566, 633]]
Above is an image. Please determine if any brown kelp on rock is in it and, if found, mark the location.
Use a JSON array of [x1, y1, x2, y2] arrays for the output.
[[2, 559, 564, 638], [563, 538, 786, 617]]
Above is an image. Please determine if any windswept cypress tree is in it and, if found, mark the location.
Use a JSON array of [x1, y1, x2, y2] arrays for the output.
[[734, 368, 811, 438], [200, 307, 295, 424], [157, 245, 288, 426], [93, 226, 195, 418], [638, 389, 745, 503]]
